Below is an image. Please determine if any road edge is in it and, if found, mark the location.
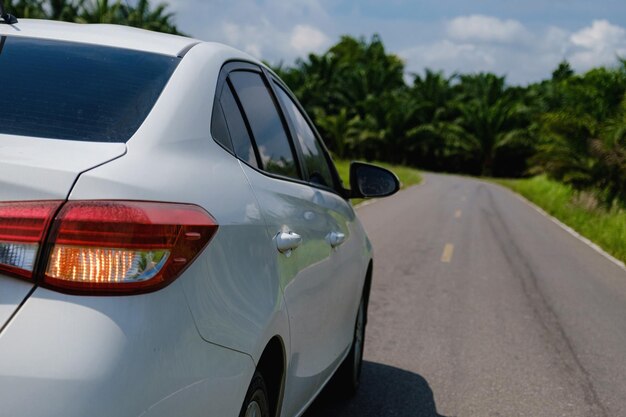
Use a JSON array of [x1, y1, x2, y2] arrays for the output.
[[498, 184, 626, 273]]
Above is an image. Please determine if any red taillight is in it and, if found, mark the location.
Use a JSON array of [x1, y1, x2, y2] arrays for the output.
[[0, 201, 62, 280], [0, 200, 218, 295]]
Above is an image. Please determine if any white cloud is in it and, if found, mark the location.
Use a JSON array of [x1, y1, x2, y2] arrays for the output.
[[569, 20, 626, 69], [446, 15, 530, 44], [401, 16, 626, 84], [401, 16, 554, 83], [213, 20, 329, 60], [166, 0, 332, 63], [570, 20, 625, 49], [290, 25, 331, 54]]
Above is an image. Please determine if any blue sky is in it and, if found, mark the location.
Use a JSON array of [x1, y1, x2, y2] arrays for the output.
[[168, 0, 626, 84]]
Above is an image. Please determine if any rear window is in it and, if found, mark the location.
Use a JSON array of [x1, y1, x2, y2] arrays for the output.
[[0, 36, 179, 143]]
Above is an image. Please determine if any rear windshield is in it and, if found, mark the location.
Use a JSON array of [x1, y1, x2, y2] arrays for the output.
[[0, 36, 180, 143]]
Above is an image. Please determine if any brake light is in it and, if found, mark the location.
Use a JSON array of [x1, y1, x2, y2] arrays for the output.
[[0, 200, 218, 295], [0, 201, 62, 280], [44, 201, 218, 294]]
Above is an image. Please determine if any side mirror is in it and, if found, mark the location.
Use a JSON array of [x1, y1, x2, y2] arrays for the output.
[[349, 162, 400, 199]]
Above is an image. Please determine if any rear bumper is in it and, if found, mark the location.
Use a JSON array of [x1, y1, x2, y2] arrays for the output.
[[0, 281, 254, 417]]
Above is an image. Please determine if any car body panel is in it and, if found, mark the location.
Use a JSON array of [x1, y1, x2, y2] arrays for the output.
[[0, 276, 34, 329], [239, 163, 371, 417], [0, 280, 254, 417], [68, 134, 286, 360], [0, 135, 126, 201]]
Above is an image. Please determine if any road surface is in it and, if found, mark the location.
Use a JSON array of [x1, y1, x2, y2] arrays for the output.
[[305, 173, 626, 417]]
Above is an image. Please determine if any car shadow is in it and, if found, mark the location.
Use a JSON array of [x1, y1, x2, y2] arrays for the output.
[[303, 361, 448, 417]]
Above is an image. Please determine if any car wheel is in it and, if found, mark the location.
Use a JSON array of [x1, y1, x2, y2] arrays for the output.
[[239, 371, 270, 417], [332, 293, 366, 397]]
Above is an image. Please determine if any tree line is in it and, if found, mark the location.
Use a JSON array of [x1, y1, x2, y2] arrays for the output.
[[6, 0, 182, 34], [5, 1, 626, 208], [274, 35, 626, 208]]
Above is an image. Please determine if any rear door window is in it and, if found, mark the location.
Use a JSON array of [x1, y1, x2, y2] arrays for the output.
[[0, 36, 179, 143], [274, 84, 335, 188], [219, 82, 259, 168], [229, 71, 300, 180]]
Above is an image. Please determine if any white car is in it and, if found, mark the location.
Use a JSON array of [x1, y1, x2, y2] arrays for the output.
[[0, 17, 399, 417]]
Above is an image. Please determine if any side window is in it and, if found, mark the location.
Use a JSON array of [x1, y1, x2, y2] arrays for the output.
[[229, 71, 300, 180], [210, 86, 234, 152], [274, 84, 334, 188], [220, 83, 258, 168]]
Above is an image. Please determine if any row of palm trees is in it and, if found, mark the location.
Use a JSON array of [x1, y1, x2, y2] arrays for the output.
[[6, 0, 182, 34], [274, 36, 626, 207], [274, 37, 534, 177]]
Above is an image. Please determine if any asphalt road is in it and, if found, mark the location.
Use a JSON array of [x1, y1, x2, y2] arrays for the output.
[[304, 173, 626, 417]]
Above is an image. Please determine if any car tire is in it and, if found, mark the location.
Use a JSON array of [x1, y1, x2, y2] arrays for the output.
[[332, 293, 366, 397], [238, 371, 270, 417]]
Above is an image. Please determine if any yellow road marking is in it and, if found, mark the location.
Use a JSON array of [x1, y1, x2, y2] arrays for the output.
[[441, 244, 454, 263], [455, 210, 462, 219]]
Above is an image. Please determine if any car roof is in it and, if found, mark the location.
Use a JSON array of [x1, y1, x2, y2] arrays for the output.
[[0, 19, 200, 57]]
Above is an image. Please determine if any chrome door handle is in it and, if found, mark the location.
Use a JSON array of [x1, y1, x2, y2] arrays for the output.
[[329, 231, 346, 248], [276, 231, 302, 253]]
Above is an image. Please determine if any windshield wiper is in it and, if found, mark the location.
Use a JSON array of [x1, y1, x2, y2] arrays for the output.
[[0, 0, 18, 24]]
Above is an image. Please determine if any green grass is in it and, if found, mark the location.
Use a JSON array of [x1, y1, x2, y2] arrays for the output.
[[495, 176, 626, 264], [334, 159, 422, 189]]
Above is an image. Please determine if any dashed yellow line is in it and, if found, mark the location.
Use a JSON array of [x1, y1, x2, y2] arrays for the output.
[[455, 210, 462, 219], [441, 244, 454, 263]]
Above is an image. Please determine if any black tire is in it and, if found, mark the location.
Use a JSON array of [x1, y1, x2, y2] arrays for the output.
[[238, 371, 270, 417], [331, 293, 366, 397]]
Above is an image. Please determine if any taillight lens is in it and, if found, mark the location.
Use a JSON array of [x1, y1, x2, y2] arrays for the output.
[[0, 200, 217, 295], [43, 201, 218, 294], [0, 201, 62, 280]]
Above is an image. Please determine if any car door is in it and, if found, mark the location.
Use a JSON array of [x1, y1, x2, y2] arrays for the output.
[[269, 79, 368, 386], [217, 63, 362, 415]]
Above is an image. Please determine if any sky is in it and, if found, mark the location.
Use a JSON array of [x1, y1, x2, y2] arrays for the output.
[[167, 0, 626, 85]]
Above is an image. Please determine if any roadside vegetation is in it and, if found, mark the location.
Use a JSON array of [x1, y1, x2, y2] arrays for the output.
[[6, 1, 626, 256]]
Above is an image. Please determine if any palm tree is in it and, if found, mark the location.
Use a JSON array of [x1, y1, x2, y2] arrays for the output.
[[591, 95, 626, 206], [404, 70, 459, 169], [48, 0, 81, 21], [78, 0, 125, 24], [123, 0, 183, 35], [313, 108, 364, 159], [450, 73, 531, 176], [532, 111, 598, 189], [5, 0, 46, 18]]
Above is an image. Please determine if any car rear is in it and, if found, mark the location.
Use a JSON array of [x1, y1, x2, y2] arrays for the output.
[[0, 22, 255, 417]]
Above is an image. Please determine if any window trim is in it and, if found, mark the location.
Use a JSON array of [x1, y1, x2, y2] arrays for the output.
[[228, 69, 304, 180], [225, 76, 264, 168], [210, 60, 349, 199], [210, 82, 236, 154], [265, 70, 347, 196]]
